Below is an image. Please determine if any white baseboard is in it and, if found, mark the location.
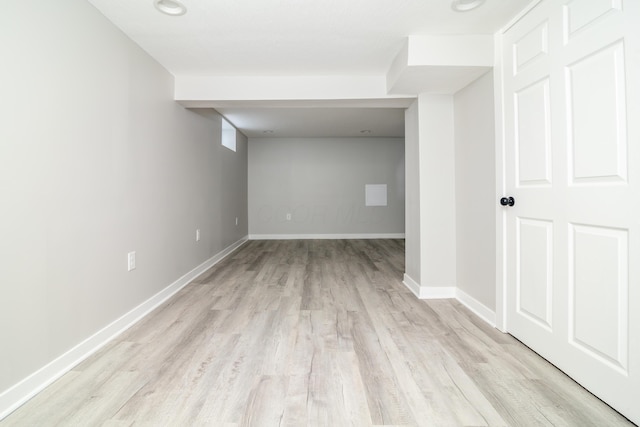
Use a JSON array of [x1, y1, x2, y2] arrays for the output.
[[402, 274, 423, 297], [422, 286, 457, 299], [249, 233, 405, 240], [403, 274, 456, 299], [455, 288, 497, 328], [0, 236, 248, 421], [402, 274, 496, 328]]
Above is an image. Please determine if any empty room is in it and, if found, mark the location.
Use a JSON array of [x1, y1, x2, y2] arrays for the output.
[[1, 0, 638, 425]]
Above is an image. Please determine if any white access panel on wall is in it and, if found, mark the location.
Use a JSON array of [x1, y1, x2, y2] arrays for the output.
[[365, 184, 387, 207], [499, 0, 639, 423]]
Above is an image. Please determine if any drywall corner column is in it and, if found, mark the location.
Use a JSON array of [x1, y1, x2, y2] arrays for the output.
[[404, 95, 457, 295], [418, 94, 456, 291], [404, 101, 421, 286], [454, 71, 496, 312]]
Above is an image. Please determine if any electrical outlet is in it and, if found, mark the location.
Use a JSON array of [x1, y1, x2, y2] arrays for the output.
[[127, 251, 136, 271], [196, 229, 201, 241], [286, 213, 291, 221]]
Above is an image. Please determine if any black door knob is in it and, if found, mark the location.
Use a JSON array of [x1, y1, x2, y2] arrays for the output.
[[500, 197, 515, 207]]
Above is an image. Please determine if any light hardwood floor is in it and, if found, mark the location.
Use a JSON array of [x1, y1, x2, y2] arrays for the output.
[[2, 239, 633, 426]]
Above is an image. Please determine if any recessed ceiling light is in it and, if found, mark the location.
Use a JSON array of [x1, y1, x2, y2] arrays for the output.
[[153, 0, 187, 16], [451, 0, 485, 12]]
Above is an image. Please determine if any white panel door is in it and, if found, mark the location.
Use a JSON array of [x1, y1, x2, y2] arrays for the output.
[[501, 0, 639, 422]]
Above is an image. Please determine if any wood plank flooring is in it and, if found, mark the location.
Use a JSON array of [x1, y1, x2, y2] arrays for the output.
[[2, 239, 633, 426]]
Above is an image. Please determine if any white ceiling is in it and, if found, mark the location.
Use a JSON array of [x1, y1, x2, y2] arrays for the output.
[[87, 0, 533, 138], [215, 107, 407, 138]]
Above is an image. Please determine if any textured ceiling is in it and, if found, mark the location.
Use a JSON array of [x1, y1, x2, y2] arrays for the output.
[[87, 0, 533, 137]]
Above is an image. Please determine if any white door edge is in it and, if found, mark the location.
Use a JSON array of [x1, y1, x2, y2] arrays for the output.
[[493, 30, 508, 333]]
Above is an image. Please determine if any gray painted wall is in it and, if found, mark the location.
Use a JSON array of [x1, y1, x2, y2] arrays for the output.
[[417, 95, 457, 288], [248, 137, 405, 236], [454, 71, 496, 310], [0, 0, 247, 395]]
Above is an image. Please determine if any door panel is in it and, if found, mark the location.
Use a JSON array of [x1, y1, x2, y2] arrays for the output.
[[569, 224, 628, 372], [567, 41, 627, 183], [517, 218, 553, 330], [515, 78, 552, 185], [501, 0, 639, 423], [514, 22, 548, 74], [564, 0, 622, 40]]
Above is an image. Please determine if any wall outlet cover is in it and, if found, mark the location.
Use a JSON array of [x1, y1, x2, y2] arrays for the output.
[[127, 251, 136, 271]]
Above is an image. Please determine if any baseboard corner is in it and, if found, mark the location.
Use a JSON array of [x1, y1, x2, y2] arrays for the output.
[[403, 273, 423, 298]]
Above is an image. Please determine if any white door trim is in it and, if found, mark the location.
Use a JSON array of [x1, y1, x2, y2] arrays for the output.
[[494, 30, 508, 333], [494, 0, 544, 334]]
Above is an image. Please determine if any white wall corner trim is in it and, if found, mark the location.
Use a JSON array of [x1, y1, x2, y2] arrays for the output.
[[249, 233, 405, 240], [402, 274, 496, 327], [0, 236, 248, 421]]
